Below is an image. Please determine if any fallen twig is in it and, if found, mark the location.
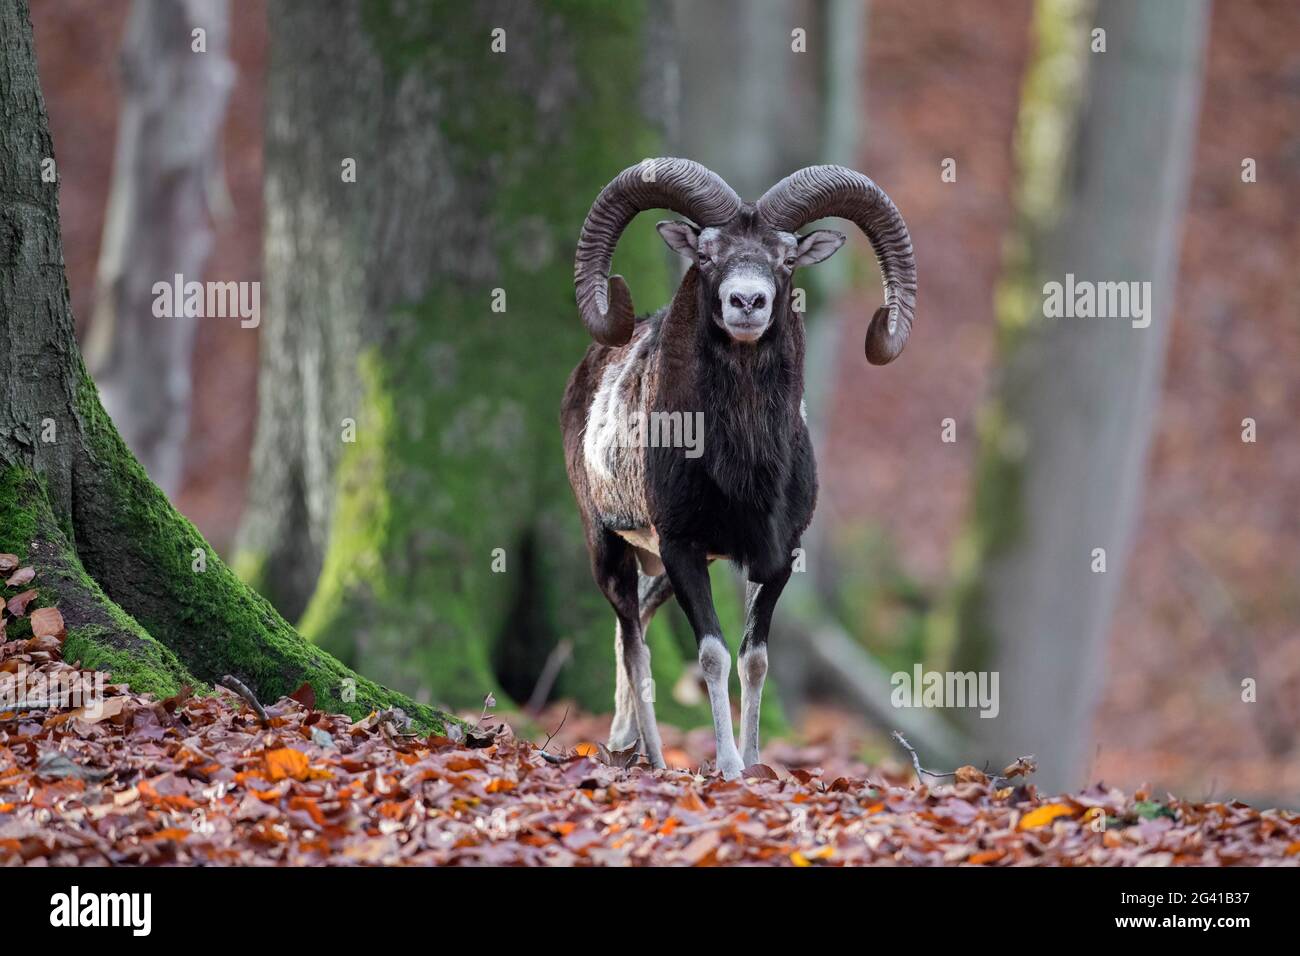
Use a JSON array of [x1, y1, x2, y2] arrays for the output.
[[534, 706, 571, 764], [892, 730, 1035, 789], [892, 731, 952, 784], [219, 674, 268, 726]]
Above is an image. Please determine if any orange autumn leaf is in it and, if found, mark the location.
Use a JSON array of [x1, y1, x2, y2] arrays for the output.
[[485, 777, 516, 793], [676, 789, 706, 813], [574, 742, 599, 757], [791, 845, 834, 866], [264, 747, 311, 781], [968, 849, 1005, 865], [444, 755, 486, 772], [1018, 803, 1078, 830], [148, 828, 192, 842], [288, 796, 327, 826]]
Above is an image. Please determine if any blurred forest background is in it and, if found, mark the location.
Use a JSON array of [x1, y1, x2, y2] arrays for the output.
[[24, 0, 1299, 803]]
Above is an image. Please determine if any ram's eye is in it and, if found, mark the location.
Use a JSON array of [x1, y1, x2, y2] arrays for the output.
[[697, 253, 712, 265], [784, 256, 797, 267]]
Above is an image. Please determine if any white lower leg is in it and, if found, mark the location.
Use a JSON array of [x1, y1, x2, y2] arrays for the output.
[[608, 625, 639, 751], [699, 635, 744, 779], [622, 636, 665, 768], [738, 643, 767, 768]]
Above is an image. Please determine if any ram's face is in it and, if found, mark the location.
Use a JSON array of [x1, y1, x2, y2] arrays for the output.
[[657, 215, 846, 344]]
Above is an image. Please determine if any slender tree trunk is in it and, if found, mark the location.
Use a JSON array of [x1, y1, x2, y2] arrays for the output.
[[951, 0, 1210, 790], [82, 0, 233, 497], [0, 0, 448, 730], [235, 0, 690, 713]]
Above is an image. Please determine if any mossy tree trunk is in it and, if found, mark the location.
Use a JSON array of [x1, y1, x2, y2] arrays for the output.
[[235, 0, 710, 715], [0, 0, 449, 731], [949, 0, 1209, 790]]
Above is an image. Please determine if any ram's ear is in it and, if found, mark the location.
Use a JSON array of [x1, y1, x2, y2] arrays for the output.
[[794, 229, 846, 266], [656, 220, 701, 262]]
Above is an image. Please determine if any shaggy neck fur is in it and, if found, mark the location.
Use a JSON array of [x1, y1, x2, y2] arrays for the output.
[[658, 267, 806, 508]]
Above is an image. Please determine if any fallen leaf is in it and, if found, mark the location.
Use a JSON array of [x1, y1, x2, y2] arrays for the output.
[[67, 696, 127, 724], [791, 845, 834, 866], [288, 682, 316, 710], [1002, 756, 1038, 779], [30, 607, 65, 639], [4, 567, 35, 588], [1018, 803, 1078, 830], [680, 828, 722, 865], [6, 589, 38, 616], [264, 747, 311, 782]]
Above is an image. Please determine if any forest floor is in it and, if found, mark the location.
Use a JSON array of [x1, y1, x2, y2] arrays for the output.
[[3, 598, 1298, 866]]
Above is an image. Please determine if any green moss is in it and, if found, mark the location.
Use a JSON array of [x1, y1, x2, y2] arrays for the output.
[[0, 466, 194, 699], [63, 627, 191, 700], [296, 0, 687, 717], [296, 0, 785, 731], [64, 372, 453, 733]]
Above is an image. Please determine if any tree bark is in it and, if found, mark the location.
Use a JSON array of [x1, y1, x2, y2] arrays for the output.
[[951, 0, 1209, 790], [82, 0, 233, 497], [0, 0, 449, 731], [235, 0, 700, 714]]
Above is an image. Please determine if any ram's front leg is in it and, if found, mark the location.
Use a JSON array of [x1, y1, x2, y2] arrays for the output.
[[660, 539, 745, 780], [739, 561, 792, 769]]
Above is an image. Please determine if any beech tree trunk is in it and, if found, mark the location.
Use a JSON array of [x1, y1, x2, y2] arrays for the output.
[[234, 0, 711, 715], [951, 0, 1209, 790], [0, 0, 448, 731], [82, 0, 233, 497]]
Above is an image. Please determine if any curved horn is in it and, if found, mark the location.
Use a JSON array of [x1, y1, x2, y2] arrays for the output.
[[756, 166, 917, 365], [575, 158, 742, 346]]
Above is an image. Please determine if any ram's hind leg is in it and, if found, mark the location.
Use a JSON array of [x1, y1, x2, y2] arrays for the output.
[[606, 573, 675, 752], [609, 632, 640, 752], [595, 532, 666, 768], [638, 572, 674, 633]]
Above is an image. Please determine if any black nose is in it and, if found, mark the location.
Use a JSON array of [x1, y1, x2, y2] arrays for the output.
[[729, 292, 766, 313]]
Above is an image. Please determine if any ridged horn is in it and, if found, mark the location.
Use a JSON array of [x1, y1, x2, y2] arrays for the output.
[[575, 158, 742, 346], [757, 165, 916, 365]]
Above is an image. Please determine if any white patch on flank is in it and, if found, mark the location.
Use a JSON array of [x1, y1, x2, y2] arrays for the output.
[[583, 356, 633, 481], [582, 332, 653, 524]]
